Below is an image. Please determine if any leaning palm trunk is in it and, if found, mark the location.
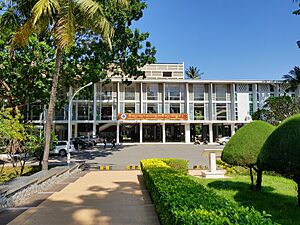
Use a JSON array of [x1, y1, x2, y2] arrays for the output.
[[42, 47, 62, 170]]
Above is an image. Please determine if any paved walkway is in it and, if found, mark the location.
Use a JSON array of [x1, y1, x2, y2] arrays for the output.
[[7, 171, 160, 225]]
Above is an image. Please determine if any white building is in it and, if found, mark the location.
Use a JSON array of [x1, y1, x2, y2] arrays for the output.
[[26, 63, 294, 143]]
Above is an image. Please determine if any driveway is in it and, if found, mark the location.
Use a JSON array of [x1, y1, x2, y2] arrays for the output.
[[60, 144, 223, 170]]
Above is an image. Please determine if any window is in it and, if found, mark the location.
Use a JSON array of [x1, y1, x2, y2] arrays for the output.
[[125, 103, 135, 113], [249, 93, 253, 101], [215, 85, 226, 101], [125, 85, 135, 100], [77, 102, 93, 120], [249, 84, 253, 92], [147, 85, 158, 100], [194, 103, 204, 120], [270, 85, 274, 92], [100, 85, 112, 100], [249, 103, 253, 115], [216, 103, 227, 120], [193, 85, 205, 101], [147, 103, 158, 113], [163, 72, 172, 77], [170, 103, 180, 113], [165, 85, 181, 100]]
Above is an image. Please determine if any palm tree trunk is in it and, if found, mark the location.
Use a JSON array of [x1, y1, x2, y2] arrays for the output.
[[42, 47, 63, 171]]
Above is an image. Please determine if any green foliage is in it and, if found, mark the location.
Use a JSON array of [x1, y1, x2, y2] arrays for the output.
[[259, 114, 300, 181], [185, 66, 203, 79], [0, 34, 55, 110], [0, 166, 40, 183], [222, 121, 274, 167], [140, 158, 275, 225], [197, 174, 299, 225], [252, 96, 300, 125]]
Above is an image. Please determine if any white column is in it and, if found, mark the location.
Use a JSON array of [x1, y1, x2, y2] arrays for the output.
[[139, 122, 143, 143], [231, 83, 235, 121], [253, 84, 258, 112], [117, 82, 120, 113], [209, 83, 213, 120], [186, 83, 189, 117], [209, 152, 217, 172], [209, 123, 213, 143], [162, 123, 166, 143], [231, 124, 235, 137], [162, 83, 166, 113], [275, 84, 279, 97], [116, 123, 120, 144], [185, 124, 190, 143], [93, 83, 97, 136], [140, 83, 143, 113]]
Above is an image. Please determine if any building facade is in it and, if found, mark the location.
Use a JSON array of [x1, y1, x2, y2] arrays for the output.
[[26, 63, 295, 144]]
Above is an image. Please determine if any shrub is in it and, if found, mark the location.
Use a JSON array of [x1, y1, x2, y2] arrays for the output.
[[141, 158, 275, 225], [221, 121, 274, 190], [259, 114, 300, 206]]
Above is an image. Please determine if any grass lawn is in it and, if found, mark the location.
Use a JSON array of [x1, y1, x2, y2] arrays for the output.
[[195, 174, 300, 225], [0, 166, 41, 183]]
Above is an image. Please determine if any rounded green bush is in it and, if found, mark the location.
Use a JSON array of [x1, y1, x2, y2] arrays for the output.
[[222, 121, 275, 167], [259, 114, 300, 179]]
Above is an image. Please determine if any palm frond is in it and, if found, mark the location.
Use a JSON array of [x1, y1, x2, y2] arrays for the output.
[[53, 2, 75, 49], [75, 0, 114, 46], [9, 16, 35, 52], [32, 0, 61, 25]]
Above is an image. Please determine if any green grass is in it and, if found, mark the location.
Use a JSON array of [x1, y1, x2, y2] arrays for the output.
[[195, 174, 300, 225], [0, 166, 41, 183]]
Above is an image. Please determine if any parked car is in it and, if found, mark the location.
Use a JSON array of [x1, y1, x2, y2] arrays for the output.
[[217, 136, 230, 145], [51, 141, 75, 156]]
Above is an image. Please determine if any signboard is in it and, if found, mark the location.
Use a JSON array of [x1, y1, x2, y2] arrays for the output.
[[118, 113, 188, 121]]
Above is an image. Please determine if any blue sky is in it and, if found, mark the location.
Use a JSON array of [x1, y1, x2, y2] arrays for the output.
[[133, 0, 300, 80]]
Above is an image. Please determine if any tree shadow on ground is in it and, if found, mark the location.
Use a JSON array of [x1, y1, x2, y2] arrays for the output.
[[207, 180, 300, 225], [0, 172, 159, 225]]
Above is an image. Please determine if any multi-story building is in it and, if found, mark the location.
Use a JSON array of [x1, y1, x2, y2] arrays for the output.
[[26, 63, 295, 144]]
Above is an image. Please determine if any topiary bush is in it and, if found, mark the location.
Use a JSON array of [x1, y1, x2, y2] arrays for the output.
[[140, 158, 275, 225], [221, 121, 275, 190], [259, 114, 300, 206]]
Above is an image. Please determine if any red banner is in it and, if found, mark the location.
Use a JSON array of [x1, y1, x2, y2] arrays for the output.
[[118, 113, 188, 120]]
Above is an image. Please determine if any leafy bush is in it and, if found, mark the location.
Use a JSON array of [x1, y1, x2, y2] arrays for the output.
[[141, 158, 275, 225], [221, 121, 274, 190], [259, 114, 300, 206]]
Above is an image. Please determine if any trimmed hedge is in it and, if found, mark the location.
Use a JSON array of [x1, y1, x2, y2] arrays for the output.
[[141, 158, 275, 225], [222, 121, 275, 167]]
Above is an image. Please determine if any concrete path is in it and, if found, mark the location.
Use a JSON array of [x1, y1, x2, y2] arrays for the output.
[[7, 171, 160, 225]]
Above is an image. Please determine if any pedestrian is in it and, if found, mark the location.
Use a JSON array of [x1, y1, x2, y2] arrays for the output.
[[111, 138, 116, 149], [103, 137, 107, 149]]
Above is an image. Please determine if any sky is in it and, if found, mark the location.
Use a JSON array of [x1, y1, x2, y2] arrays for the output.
[[133, 0, 300, 80]]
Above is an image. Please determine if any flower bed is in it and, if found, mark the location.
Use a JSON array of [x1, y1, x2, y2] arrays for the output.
[[140, 158, 275, 225]]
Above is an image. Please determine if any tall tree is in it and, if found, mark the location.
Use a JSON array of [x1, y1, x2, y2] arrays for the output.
[[185, 66, 203, 79], [282, 66, 300, 91], [9, 0, 126, 170], [251, 96, 300, 125]]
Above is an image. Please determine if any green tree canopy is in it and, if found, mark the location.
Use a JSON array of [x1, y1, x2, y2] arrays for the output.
[[222, 121, 275, 190], [251, 96, 300, 125], [259, 114, 300, 206]]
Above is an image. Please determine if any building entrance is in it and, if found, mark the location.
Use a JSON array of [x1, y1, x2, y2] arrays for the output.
[[142, 124, 162, 142], [213, 124, 231, 141], [190, 124, 209, 142], [166, 124, 185, 142], [119, 124, 140, 142]]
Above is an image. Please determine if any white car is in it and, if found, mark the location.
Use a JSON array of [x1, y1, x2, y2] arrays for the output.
[[51, 141, 75, 156], [217, 136, 230, 145]]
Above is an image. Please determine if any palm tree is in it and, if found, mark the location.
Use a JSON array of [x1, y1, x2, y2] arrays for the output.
[[282, 66, 300, 92], [185, 66, 203, 79], [10, 0, 127, 170]]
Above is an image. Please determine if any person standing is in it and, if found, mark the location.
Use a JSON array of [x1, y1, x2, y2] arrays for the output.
[[103, 138, 107, 149], [111, 138, 116, 149]]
